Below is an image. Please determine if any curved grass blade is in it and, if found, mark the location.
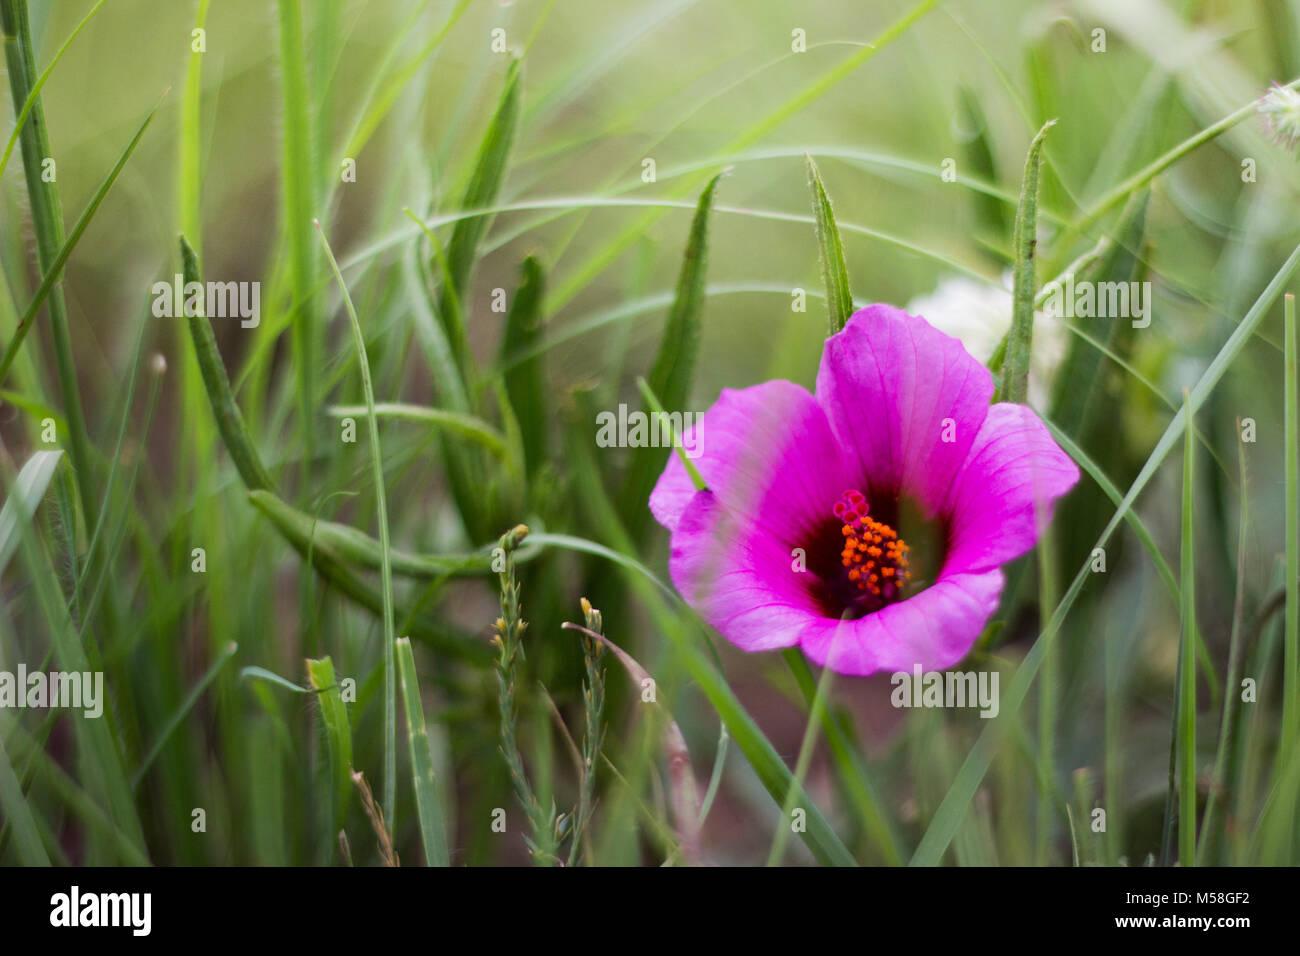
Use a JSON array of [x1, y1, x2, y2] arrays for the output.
[[317, 221, 399, 830], [805, 154, 853, 334], [239, 666, 310, 694], [244, 490, 491, 664], [0, 449, 61, 574], [179, 236, 275, 491], [325, 402, 509, 458], [546, 0, 938, 311]]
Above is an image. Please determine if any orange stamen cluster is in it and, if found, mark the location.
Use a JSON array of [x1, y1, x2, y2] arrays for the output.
[[833, 490, 910, 600]]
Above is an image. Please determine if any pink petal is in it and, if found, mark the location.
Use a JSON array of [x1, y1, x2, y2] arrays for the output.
[[649, 380, 849, 541], [943, 403, 1080, 575], [667, 491, 816, 652], [815, 305, 994, 515], [798, 568, 1005, 675]]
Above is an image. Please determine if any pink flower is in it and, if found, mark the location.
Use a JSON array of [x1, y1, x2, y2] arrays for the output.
[[650, 305, 1079, 676]]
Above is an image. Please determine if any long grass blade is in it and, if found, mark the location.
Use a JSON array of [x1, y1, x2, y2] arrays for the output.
[[621, 174, 720, 539], [317, 221, 398, 830], [999, 119, 1054, 406]]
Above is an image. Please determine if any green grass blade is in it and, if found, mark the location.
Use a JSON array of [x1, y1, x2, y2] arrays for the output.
[[247, 488, 503, 578], [766, 659, 834, 865], [179, 236, 275, 491], [317, 221, 398, 832], [502, 255, 547, 475], [439, 55, 522, 373], [0, 97, 161, 389], [1199, 421, 1252, 864], [0, 449, 62, 574], [240, 666, 310, 694], [307, 656, 354, 839], [783, 648, 904, 864], [325, 403, 509, 458], [0, 732, 49, 865], [1177, 390, 1198, 866], [1284, 292, 1299, 758], [621, 174, 721, 539], [277, 0, 318, 456], [1052, 77, 1300, 272], [245, 490, 492, 664], [546, 0, 938, 312], [0, 0, 104, 181], [636, 376, 706, 491], [396, 638, 450, 866], [4, 723, 149, 865], [805, 154, 853, 334], [998, 119, 1054, 406], [0, 0, 93, 521], [1043, 419, 1178, 600], [131, 641, 238, 790]]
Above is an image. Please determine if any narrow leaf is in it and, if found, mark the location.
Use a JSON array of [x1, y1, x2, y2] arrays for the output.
[[307, 656, 354, 837], [999, 119, 1055, 406], [179, 236, 275, 491], [396, 638, 451, 866], [622, 174, 721, 539], [806, 154, 853, 334]]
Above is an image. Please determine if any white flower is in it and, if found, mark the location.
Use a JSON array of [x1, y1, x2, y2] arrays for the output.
[[905, 271, 1067, 408], [1259, 83, 1300, 152]]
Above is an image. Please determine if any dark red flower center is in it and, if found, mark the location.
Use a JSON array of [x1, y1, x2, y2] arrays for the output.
[[831, 489, 911, 603]]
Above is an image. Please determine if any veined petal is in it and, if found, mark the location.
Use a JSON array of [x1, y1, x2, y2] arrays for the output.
[[667, 491, 817, 652], [815, 305, 994, 514], [798, 568, 1005, 676], [943, 403, 1080, 574], [649, 380, 849, 541]]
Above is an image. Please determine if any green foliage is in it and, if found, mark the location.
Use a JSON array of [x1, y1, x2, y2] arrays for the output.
[[3, 0, 1300, 870]]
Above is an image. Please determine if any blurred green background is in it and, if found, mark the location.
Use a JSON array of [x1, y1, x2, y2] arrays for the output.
[[2, 0, 1300, 866]]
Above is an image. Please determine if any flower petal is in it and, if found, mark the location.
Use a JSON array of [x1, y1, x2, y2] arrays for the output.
[[943, 402, 1080, 574], [815, 304, 994, 514], [649, 380, 848, 540], [667, 490, 817, 652], [798, 568, 1005, 676]]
